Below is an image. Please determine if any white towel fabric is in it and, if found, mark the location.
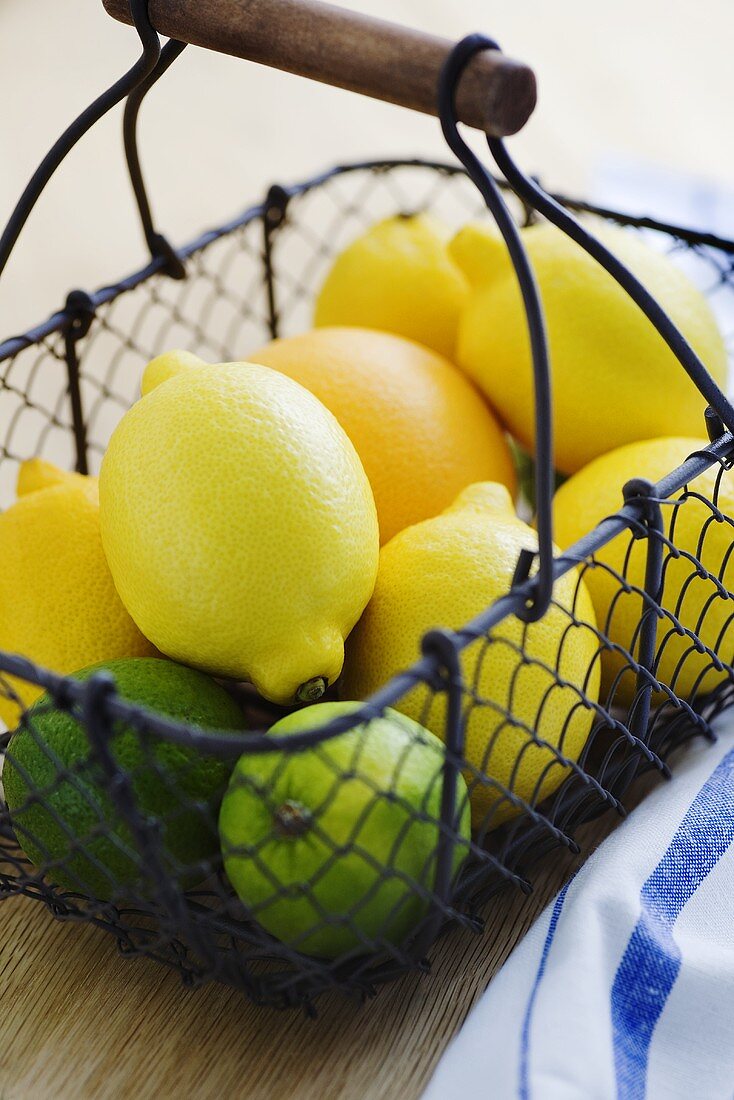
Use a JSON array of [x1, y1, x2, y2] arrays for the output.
[[423, 713, 734, 1100]]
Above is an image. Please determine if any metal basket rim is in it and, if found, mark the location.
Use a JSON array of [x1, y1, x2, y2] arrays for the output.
[[3, 155, 734, 363]]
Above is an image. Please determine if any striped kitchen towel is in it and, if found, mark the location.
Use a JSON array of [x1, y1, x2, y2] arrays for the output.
[[423, 712, 734, 1100]]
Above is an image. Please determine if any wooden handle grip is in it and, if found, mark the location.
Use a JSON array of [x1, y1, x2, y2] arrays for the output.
[[102, 0, 536, 136]]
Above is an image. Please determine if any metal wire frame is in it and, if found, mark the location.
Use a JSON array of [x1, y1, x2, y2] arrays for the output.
[[1, 23, 734, 1006], [0, 0, 166, 282], [1, 171, 733, 1004]]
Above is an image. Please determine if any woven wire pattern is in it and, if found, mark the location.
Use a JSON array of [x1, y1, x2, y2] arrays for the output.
[[1, 161, 734, 1009]]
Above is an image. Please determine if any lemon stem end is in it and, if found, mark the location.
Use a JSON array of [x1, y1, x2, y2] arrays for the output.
[[296, 677, 327, 704]]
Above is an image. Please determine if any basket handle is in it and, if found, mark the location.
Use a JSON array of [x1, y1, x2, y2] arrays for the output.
[[0, 0, 165, 284], [102, 0, 537, 137]]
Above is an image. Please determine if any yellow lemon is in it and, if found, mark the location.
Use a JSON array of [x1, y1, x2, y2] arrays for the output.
[[314, 214, 468, 358], [16, 457, 93, 496], [99, 358, 379, 706], [451, 222, 727, 473], [249, 327, 516, 544], [554, 436, 734, 704], [341, 482, 600, 832], [141, 349, 205, 396], [0, 462, 154, 727]]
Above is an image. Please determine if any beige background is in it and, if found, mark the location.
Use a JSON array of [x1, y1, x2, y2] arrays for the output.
[[1, 0, 733, 338]]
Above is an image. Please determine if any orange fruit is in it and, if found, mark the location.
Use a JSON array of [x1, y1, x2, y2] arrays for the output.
[[249, 327, 516, 544]]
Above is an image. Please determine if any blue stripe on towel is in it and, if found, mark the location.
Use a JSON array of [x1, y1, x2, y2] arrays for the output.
[[518, 875, 575, 1100], [611, 746, 734, 1100]]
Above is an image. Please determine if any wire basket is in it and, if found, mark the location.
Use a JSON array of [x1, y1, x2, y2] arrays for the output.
[[1, 6, 734, 1012]]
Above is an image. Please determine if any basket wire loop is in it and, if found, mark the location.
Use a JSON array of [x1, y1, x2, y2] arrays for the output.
[[487, 136, 734, 436], [405, 628, 465, 963], [620, 478, 671, 787], [62, 289, 97, 474], [81, 670, 217, 972], [0, 0, 164, 283], [438, 36, 555, 623], [262, 184, 292, 340], [122, 36, 188, 277]]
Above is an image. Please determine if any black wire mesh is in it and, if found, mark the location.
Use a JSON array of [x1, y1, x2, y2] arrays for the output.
[[1, 160, 734, 1011]]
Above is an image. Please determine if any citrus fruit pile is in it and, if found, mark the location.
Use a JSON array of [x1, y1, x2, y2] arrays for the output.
[[1, 208, 728, 959]]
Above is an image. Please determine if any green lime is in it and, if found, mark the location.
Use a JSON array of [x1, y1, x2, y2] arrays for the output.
[[3, 657, 246, 900], [219, 701, 471, 959]]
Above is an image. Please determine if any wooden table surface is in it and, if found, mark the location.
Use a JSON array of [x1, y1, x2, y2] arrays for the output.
[[0, 805, 634, 1100]]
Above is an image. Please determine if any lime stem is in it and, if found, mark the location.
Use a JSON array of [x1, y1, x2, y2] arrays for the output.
[[274, 800, 312, 839]]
